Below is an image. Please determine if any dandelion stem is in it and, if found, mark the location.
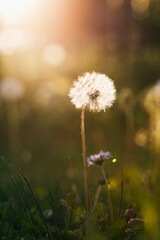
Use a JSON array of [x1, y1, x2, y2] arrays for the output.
[[81, 106, 90, 213], [101, 165, 114, 224]]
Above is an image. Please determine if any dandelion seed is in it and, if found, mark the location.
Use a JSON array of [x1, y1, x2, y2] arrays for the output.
[[69, 72, 116, 112]]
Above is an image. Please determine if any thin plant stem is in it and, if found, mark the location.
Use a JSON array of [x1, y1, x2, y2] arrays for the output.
[[123, 109, 134, 165], [101, 165, 114, 224], [81, 106, 90, 213], [118, 108, 134, 217], [93, 185, 102, 208], [19, 170, 53, 240], [118, 163, 124, 218]]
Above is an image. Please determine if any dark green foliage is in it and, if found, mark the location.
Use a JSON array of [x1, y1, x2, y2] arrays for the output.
[[0, 169, 83, 240], [0, 169, 150, 240]]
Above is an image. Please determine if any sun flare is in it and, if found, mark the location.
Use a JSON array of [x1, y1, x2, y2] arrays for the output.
[[0, 0, 37, 14], [0, 0, 38, 25]]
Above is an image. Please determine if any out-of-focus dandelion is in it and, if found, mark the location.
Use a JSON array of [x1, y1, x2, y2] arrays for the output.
[[144, 80, 160, 111], [0, 77, 25, 101], [144, 81, 160, 152], [144, 81, 160, 181], [69, 72, 116, 112], [42, 43, 66, 66], [69, 72, 116, 218]]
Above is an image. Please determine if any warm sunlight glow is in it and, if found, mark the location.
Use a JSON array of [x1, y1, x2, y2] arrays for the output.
[[0, 0, 37, 14], [0, 0, 38, 26], [0, 29, 35, 55]]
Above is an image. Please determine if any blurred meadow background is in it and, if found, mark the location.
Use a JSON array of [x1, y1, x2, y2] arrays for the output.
[[0, 0, 160, 239]]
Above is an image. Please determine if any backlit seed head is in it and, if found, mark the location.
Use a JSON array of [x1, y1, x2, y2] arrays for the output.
[[69, 72, 116, 112]]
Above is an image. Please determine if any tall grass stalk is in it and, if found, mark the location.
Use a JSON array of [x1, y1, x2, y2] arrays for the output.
[[20, 170, 53, 240]]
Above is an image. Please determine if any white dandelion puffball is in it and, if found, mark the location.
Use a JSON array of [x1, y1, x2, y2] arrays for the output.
[[69, 72, 116, 112], [0, 78, 25, 101]]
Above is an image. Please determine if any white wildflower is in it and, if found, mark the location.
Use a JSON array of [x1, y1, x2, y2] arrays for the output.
[[69, 72, 116, 112], [0, 78, 25, 101]]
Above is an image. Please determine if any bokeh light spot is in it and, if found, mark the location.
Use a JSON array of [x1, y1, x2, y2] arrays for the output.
[[42, 43, 66, 66], [131, 0, 150, 15]]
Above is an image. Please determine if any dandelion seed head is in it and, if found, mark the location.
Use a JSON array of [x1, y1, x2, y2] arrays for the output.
[[69, 72, 116, 112]]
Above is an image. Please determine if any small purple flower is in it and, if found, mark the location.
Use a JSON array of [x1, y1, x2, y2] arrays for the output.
[[87, 150, 112, 167]]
